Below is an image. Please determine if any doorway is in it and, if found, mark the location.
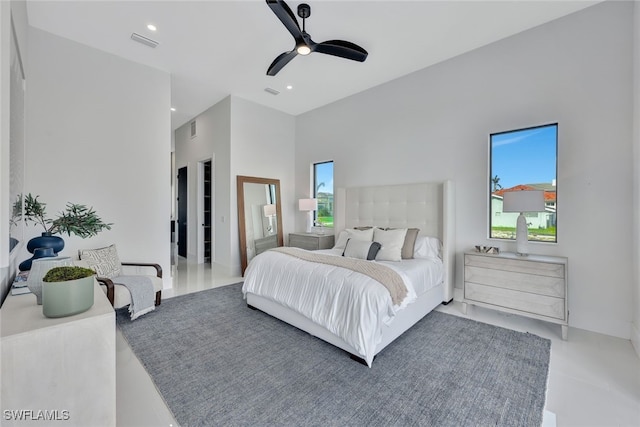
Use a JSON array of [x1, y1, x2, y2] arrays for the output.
[[177, 166, 188, 258], [203, 160, 212, 263]]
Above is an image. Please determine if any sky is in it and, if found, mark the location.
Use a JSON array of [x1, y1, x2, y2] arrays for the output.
[[490, 124, 557, 189], [315, 161, 334, 195]]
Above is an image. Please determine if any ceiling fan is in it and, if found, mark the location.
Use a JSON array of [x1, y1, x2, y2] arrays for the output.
[[265, 0, 368, 76]]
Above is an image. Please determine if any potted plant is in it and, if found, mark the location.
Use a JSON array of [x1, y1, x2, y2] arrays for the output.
[[15, 194, 112, 270], [41, 266, 96, 318]]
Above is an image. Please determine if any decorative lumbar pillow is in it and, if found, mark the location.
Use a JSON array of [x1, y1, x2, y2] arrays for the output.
[[374, 228, 408, 261], [78, 244, 122, 279], [342, 239, 382, 260], [333, 228, 375, 249]]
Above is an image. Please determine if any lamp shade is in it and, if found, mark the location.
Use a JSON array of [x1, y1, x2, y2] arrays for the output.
[[298, 198, 317, 212], [502, 190, 545, 213], [263, 204, 276, 217]]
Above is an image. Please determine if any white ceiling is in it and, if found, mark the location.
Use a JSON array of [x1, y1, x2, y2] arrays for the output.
[[26, 0, 601, 131]]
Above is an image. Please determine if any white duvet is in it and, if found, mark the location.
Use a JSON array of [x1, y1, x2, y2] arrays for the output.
[[242, 248, 443, 366]]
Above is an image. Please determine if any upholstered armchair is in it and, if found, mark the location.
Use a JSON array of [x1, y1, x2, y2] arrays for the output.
[[77, 245, 162, 310], [96, 262, 163, 308]]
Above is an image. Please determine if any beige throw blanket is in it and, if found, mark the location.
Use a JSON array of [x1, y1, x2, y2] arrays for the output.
[[271, 247, 407, 305]]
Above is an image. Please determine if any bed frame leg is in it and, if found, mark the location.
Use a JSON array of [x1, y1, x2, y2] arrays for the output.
[[349, 354, 373, 366]]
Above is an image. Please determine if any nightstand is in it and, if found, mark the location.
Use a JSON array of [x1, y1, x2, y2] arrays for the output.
[[462, 251, 568, 339], [289, 233, 334, 251]]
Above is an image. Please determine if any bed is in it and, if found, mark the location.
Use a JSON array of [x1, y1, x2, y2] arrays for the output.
[[242, 181, 455, 367]]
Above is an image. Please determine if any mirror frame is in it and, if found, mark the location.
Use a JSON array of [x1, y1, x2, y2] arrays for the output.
[[237, 175, 284, 276]]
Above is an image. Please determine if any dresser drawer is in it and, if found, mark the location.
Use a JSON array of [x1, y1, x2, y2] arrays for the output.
[[289, 234, 319, 250], [465, 282, 566, 321], [465, 254, 565, 278], [464, 265, 565, 298]]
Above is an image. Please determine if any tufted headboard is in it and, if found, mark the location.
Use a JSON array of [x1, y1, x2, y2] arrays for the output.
[[334, 181, 455, 303]]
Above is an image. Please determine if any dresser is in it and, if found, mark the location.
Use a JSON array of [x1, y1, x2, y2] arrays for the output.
[[463, 251, 568, 339], [289, 233, 334, 251], [1, 281, 116, 426]]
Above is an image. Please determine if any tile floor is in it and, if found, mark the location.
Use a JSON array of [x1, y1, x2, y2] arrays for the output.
[[116, 257, 640, 427]]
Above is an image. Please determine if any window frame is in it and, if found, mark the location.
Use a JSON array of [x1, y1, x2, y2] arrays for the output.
[[313, 160, 334, 228], [488, 123, 558, 244]]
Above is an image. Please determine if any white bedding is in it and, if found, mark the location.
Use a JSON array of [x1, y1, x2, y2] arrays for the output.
[[241, 248, 443, 366]]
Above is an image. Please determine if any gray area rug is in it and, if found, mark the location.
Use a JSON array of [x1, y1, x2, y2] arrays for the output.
[[116, 283, 551, 427]]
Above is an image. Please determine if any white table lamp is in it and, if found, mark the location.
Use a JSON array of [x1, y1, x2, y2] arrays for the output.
[[263, 204, 276, 218], [263, 204, 277, 234], [502, 190, 545, 256], [298, 198, 317, 233]]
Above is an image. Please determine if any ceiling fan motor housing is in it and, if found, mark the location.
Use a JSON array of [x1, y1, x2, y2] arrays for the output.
[[297, 3, 311, 19]]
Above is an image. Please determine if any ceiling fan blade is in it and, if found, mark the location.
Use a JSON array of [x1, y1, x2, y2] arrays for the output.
[[314, 40, 368, 62], [267, 50, 298, 76], [266, 0, 304, 44]]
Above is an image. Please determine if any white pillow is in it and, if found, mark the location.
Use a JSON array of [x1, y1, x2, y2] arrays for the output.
[[342, 239, 381, 260], [333, 228, 375, 249], [414, 236, 442, 259], [373, 228, 407, 261]]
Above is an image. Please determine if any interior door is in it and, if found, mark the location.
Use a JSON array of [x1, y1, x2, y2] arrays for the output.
[[177, 166, 188, 258]]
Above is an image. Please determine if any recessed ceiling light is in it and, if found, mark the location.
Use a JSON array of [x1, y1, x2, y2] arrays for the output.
[[286, 85, 293, 90], [147, 24, 157, 32], [170, 107, 176, 112]]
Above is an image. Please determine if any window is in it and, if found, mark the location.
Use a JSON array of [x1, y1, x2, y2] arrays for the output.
[[313, 161, 334, 228], [489, 123, 557, 243]]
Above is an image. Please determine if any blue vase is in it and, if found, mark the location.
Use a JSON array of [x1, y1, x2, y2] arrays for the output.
[[26, 232, 65, 254], [20, 233, 65, 271], [19, 247, 57, 271]]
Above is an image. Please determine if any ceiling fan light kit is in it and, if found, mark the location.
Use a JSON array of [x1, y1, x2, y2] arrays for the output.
[[296, 45, 311, 55], [266, 0, 368, 76]]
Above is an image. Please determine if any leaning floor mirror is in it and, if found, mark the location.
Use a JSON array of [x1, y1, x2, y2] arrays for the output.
[[237, 176, 284, 276]]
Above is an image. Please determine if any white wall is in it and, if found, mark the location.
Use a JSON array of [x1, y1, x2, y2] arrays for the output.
[[632, 0, 640, 356], [296, 1, 634, 339], [229, 97, 295, 274], [24, 27, 172, 288], [174, 96, 295, 276], [0, 0, 12, 301], [0, 0, 28, 302], [175, 96, 231, 268]]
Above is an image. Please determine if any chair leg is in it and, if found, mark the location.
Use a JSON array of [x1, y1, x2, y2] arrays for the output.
[[155, 290, 162, 306]]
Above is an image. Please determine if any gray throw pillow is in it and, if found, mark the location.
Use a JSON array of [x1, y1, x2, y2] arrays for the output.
[[401, 228, 420, 259]]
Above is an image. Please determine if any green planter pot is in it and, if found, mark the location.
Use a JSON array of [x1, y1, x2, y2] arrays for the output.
[[42, 276, 95, 318]]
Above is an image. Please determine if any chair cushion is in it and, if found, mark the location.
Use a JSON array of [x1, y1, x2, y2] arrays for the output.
[[106, 275, 163, 309], [78, 244, 122, 278]]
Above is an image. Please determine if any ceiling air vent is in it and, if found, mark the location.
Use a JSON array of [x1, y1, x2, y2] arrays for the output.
[[264, 87, 280, 96], [190, 120, 197, 138], [131, 33, 159, 48]]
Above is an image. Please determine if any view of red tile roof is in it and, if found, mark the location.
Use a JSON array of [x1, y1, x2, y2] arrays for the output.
[[493, 184, 556, 202]]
